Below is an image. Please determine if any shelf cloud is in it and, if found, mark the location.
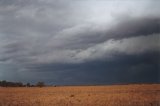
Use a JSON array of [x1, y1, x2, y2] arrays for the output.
[[0, 0, 159, 84]]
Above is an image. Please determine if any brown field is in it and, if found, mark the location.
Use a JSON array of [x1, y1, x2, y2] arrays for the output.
[[0, 84, 160, 106]]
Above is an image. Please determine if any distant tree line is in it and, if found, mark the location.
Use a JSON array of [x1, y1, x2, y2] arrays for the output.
[[0, 80, 45, 87]]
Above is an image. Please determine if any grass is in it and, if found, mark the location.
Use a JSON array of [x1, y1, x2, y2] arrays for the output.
[[0, 84, 159, 106]]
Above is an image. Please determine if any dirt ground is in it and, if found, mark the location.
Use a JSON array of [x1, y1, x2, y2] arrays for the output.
[[0, 84, 159, 106]]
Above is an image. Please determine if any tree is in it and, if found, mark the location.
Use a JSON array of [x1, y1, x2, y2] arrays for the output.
[[0, 80, 24, 87], [26, 83, 31, 87], [1, 80, 7, 87], [36, 82, 45, 87]]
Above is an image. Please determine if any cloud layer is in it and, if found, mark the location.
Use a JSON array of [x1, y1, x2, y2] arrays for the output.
[[0, 0, 159, 84]]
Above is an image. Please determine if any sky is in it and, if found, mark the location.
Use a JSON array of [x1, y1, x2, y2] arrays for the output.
[[0, 0, 160, 85]]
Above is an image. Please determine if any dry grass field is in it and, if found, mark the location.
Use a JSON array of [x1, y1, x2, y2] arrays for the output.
[[0, 84, 159, 106]]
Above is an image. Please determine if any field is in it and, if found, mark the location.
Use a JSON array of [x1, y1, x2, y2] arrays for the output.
[[0, 84, 159, 106]]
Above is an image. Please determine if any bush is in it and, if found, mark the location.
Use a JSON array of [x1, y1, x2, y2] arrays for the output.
[[36, 82, 45, 87]]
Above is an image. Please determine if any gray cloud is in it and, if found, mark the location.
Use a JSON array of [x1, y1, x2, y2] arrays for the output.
[[106, 17, 160, 39], [0, 0, 159, 84], [16, 52, 159, 85]]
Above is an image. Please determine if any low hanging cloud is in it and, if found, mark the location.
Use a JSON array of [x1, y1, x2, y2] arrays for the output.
[[74, 34, 160, 62], [0, 0, 159, 84], [1, 18, 159, 64]]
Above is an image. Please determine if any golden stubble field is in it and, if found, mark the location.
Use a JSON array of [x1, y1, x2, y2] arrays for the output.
[[0, 84, 159, 106]]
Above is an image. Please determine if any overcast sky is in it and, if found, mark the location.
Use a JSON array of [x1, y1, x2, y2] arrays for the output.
[[0, 0, 160, 85]]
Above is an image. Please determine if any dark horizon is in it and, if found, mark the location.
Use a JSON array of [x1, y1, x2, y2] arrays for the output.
[[0, 79, 160, 86]]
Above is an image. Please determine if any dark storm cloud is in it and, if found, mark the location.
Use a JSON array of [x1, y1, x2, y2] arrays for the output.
[[21, 52, 159, 85], [0, 0, 159, 84], [105, 17, 160, 39], [53, 17, 160, 50]]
